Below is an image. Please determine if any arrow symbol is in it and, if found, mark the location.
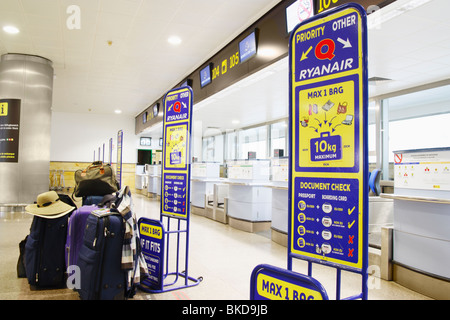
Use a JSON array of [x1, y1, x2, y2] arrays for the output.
[[332, 124, 342, 133], [329, 116, 337, 126], [337, 37, 352, 48], [300, 46, 313, 61], [314, 118, 322, 127]]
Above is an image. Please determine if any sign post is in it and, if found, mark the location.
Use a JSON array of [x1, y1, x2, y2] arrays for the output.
[[116, 130, 123, 189], [139, 86, 202, 293], [288, 3, 369, 300]]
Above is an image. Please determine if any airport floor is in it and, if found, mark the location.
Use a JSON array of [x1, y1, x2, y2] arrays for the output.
[[0, 193, 431, 300]]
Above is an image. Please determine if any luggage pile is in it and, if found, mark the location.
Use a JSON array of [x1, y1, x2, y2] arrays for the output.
[[18, 161, 148, 300]]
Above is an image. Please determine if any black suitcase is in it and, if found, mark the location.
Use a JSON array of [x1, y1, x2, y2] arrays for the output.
[[23, 194, 76, 288], [24, 214, 71, 288], [77, 209, 127, 300]]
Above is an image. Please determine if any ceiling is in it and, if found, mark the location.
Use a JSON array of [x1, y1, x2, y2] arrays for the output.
[[1, 0, 450, 140], [191, 0, 450, 137], [0, 0, 281, 116]]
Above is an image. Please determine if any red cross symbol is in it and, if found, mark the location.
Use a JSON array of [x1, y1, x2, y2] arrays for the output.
[[348, 249, 354, 257], [348, 235, 354, 244]]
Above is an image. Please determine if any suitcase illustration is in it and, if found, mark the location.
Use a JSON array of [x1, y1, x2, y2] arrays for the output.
[[310, 132, 342, 162]]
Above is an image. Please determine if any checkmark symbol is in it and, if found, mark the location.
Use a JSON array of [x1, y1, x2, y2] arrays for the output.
[[348, 220, 355, 229], [348, 206, 356, 215]]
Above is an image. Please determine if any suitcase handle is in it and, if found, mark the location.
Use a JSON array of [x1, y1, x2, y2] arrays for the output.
[[320, 132, 331, 138]]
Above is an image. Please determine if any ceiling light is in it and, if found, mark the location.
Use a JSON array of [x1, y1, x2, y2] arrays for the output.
[[3, 25, 19, 34], [232, 120, 240, 125], [168, 36, 182, 45], [115, 109, 122, 114]]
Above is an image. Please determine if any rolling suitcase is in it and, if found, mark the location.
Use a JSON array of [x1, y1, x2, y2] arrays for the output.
[[65, 205, 99, 270], [24, 194, 76, 288], [25, 214, 71, 288], [78, 209, 127, 300]]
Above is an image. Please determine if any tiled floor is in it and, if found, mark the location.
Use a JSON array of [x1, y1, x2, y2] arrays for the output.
[[0, 193, 431, 300]]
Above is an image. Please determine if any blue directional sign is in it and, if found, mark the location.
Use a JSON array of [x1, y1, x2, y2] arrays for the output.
[[289, 3, 368, 272]]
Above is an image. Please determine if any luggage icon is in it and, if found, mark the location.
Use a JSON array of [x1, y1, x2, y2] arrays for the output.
[[310, 132, 342, 162]]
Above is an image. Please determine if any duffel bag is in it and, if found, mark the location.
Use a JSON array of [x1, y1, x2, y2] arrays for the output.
[[74, 161, 119, 197]]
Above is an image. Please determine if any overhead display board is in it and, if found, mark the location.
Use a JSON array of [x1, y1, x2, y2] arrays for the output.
[[289, 4, 368, 272], [315, 0, 396, 14], [0, 99, 21, 163], [161, 86, 193, 219]]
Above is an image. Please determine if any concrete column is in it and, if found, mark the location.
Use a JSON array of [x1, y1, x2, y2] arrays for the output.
[[0, 54, 54, 204]]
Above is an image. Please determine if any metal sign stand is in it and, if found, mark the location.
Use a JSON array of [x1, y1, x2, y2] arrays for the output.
[[287, 3, 369, 300], [139, 86, 202, 294], [159, 215, 203, 292]]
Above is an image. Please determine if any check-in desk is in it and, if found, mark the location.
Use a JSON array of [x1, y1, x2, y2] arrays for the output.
[[381, 148, 450, 299], [225, 160, 272, 233], [268, 157, 289, 246], [135, 165, 148, 194], [190, 162, 221, 217], [146, 164, 161, 199]]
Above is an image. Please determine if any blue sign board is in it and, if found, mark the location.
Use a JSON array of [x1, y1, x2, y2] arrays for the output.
[[161, 86, 193, 219], [289, 3, 368, 273], [116, 130, 123, 188], [250, 264, 328, 300], [139, 218, 165, 291]]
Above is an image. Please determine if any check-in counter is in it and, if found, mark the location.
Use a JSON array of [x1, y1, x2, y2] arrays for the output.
[[381, 148, 450, 299], [135, 165, 148, 194], [225, 159, 272, 233], [190, 162, 221, 216], [146, 164, 161, 198], [267, 157, 289, 246]]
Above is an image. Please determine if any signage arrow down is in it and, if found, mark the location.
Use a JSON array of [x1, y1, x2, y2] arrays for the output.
[[300, 46, 313, 61]]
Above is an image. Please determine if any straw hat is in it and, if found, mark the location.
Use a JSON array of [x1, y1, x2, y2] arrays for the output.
[[25, 191, 75, 219]]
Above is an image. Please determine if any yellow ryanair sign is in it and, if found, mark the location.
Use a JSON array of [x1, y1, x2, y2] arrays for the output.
[[289, 3, 368, 273]]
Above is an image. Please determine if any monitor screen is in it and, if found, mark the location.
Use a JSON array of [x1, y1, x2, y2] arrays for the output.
[[140, 137, 152, 146], [286, 0, 314, 33], [143, 111, 147, 124], [200, 64, 212, 88], [239, 31, 257, 63]]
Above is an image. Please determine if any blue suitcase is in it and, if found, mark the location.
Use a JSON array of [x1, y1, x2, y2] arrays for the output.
[[24, 194, 76, 288], [82, 195, 104, 206], [78, 209, 127, 300], [25, 214, 70, 288]]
